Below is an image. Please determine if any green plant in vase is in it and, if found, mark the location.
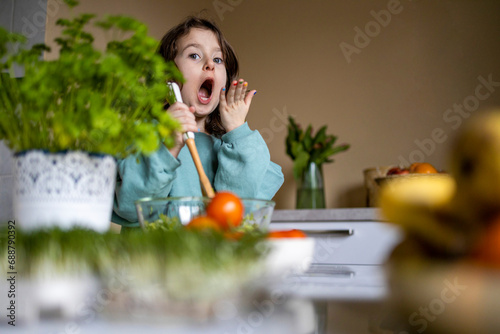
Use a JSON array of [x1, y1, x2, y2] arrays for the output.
[[285, 116, 350, 209], [0, 0, 182, 231]]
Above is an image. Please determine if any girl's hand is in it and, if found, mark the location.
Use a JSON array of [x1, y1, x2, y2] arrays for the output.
[[219, 79, 257, 132], [165, 102, 197, 158]]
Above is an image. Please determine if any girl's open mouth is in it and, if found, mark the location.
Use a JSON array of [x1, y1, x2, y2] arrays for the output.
[[198, 79, 213, 105]]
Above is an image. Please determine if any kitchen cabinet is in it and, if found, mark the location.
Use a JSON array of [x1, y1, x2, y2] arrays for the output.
[[268, 208, 403, 301], [270, 208, 402, 266], [269, 208, 403, 333]]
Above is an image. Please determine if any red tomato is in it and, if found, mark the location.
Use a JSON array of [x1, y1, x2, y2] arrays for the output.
[[267, 230, 289, 239], [268, 229, 307, 239], [186, 215, 221, 231], [286, 229, 307, 238], [223, 231, 244, 241], [206, 191, 244, 230]]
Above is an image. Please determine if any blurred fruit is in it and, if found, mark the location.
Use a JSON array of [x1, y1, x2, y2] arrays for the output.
[[387, 167, 409, 176], [380, 174, 455, 213], [286, 229, 308, 238], [379, 174, 463, 252], [268, 229, 307, 239], [186, 215, 221, 231], [206, 191, 244, 229], [412, 162, 438, 174], [267, 230, 289, 238], [223, 231, 244, 241], [387, 167, 400, 175], [383, 110, 500, 264], [388, 162, 438, 176], [449, 111, 500, 224], [472, 216, 500, 267], [409, 162, 422, 173]]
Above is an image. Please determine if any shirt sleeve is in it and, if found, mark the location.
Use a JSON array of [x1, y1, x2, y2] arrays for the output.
[[213, 123, 284, 200], [112, 144, 180, 225]]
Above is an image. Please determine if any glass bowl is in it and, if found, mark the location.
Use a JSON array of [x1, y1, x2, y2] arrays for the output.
[[135, 196, 275, 230]]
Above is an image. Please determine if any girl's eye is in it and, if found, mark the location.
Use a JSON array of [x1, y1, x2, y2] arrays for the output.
[[189, 54, 200, 60], [214, 57, 223, 64]]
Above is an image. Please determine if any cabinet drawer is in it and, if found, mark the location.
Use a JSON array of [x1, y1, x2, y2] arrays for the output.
[[269, 221, 402, 265], [275, 264, 388, 300]]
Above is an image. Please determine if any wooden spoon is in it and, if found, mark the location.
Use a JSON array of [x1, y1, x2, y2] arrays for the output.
[[168, 83, 215, 198]]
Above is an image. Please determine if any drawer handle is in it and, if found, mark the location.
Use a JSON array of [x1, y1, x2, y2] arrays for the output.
[[302, 264, 355, 278], [302, 229, 354, 236], [306, 270, 355, 278]]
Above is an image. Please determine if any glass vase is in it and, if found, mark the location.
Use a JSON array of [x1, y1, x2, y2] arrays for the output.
[[296, 162, 325, 209]]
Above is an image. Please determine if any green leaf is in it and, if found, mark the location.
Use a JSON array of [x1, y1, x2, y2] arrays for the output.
[[293, 150, 310, 180], [290, 141, 304, 159], [288, 116, 299, 134], [303, 125, 313, 151], [313, 125, 327, 145], [285, 122, 300, 159], [285, 116, 349, 170], [331, 143, 350, 155], [63, 0, 79, 8]]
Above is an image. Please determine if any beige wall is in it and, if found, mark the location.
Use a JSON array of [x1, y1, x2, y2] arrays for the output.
[[45, 0, 500, 209]]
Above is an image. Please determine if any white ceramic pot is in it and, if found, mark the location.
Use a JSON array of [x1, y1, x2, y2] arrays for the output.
[[13, 150, 116, 232]]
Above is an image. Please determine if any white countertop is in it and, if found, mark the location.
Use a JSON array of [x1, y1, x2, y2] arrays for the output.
[[271, 208, 383, 222]]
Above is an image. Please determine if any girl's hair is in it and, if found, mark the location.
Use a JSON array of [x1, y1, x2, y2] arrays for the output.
[[158, 17, 239, 138]]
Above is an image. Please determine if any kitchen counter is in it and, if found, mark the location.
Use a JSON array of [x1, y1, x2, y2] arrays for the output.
[[1, 208, 402, 334], [271, 207, 383, 222]]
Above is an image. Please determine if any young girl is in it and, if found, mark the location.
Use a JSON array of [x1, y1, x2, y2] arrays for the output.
[[112, 17, 284, 228]]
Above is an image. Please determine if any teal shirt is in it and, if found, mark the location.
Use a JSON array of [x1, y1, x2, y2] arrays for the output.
[[112, 123, 284, 227]]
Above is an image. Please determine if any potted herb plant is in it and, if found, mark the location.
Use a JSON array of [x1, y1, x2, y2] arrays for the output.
[[0, 0, 182, 231], [285, 116, 350, 209]]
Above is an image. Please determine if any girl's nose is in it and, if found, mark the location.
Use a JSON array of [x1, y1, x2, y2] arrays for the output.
[[204, 59, 215, 71]]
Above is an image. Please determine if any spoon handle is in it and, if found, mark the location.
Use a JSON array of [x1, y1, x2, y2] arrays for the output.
[[184, 133, 215, 198], [167, 82, 215, 198]]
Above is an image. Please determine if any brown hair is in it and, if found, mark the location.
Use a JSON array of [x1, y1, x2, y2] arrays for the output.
[[158, 17, 239, 138]]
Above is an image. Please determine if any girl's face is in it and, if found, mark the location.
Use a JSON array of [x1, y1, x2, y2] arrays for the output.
[[174, 28, 227, 119]]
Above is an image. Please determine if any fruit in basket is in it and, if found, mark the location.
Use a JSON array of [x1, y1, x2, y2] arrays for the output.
[[408, 163, 420, 173], [377, 111, 500, 333], [387, 167, 410, 175], [381, 110, 500, 264], [206, 191, 244, 229], [409, 162, 438, 174], [386, 163, 438, 177]]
